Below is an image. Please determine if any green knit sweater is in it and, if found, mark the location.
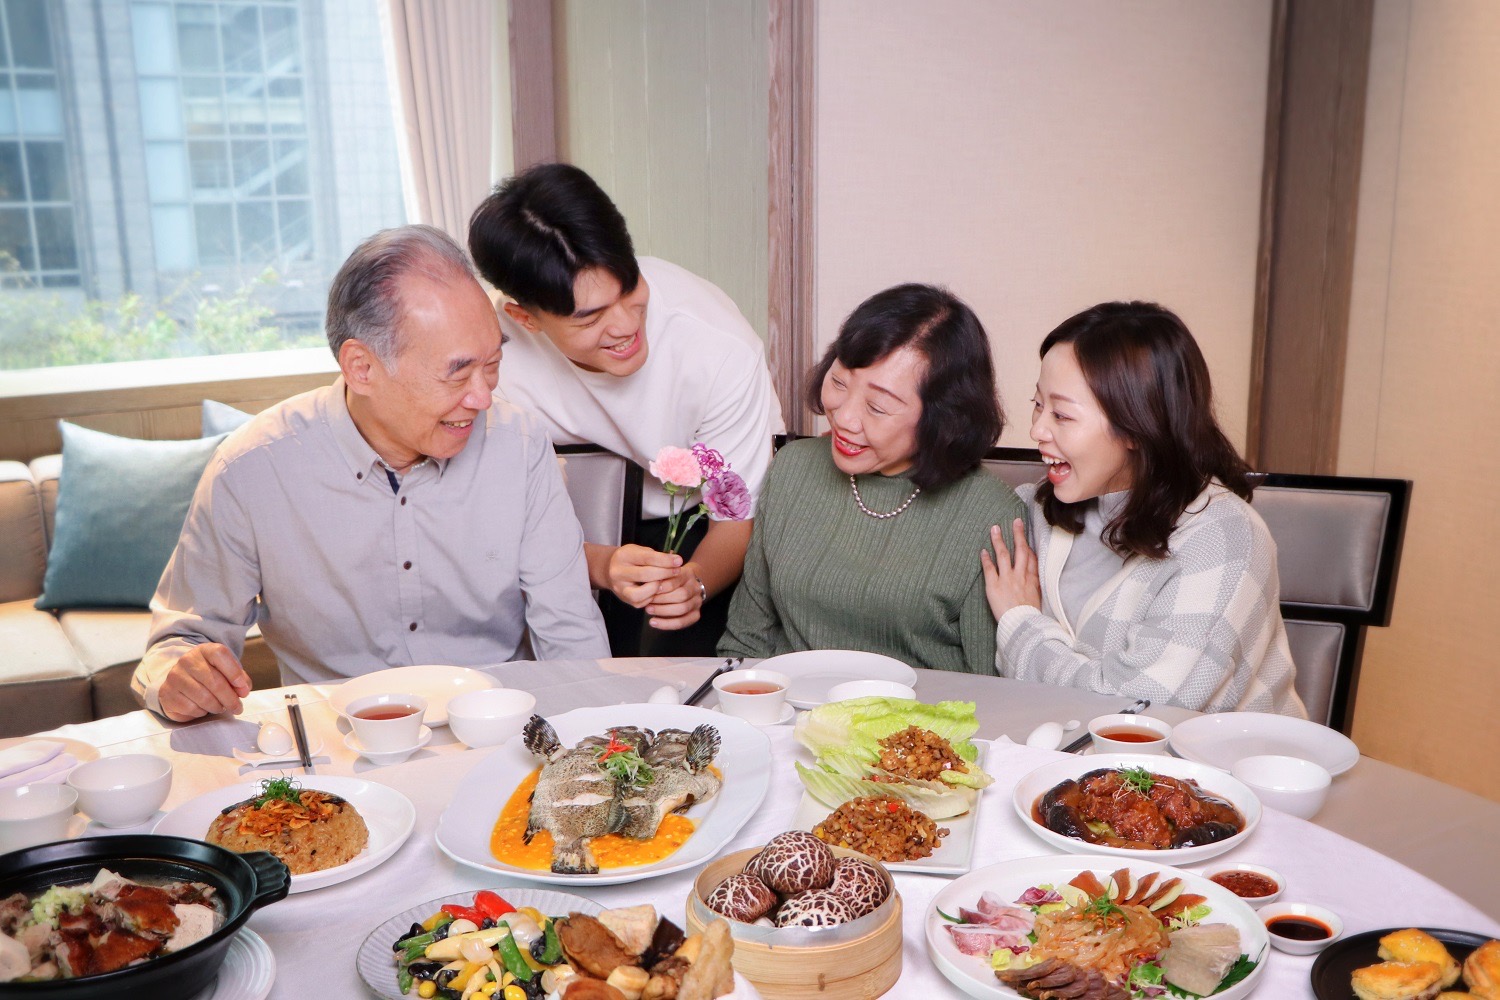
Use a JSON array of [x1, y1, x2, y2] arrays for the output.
[[719, 438, 1025, 673]]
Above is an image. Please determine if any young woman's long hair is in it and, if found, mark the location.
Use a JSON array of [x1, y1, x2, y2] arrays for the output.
[[1036, 301, 1252, 558]]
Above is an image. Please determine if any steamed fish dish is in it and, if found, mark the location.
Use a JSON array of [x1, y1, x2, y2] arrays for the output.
[[521, 715, 722, 874], [0, 869, 219, 982]]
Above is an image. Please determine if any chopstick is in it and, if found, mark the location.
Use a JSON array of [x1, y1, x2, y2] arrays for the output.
[[684, 657, 740, 707], [1060, 698, 1151, 754], [285, 693, 314, 773]]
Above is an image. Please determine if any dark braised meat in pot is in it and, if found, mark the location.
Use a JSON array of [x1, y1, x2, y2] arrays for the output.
[[1036, 768, 1244, 850]]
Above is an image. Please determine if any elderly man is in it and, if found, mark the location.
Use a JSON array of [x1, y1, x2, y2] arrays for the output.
[[133, 225, 608, 722]]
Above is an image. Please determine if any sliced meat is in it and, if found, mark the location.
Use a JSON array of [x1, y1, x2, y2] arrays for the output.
[[948, 923, 1031, 956], [110, 884, 179, 937], [998, 959, 1129, 1000], [1122, 871, 1158, 906], [558, 913, 638, 979], [88, 929, 161, 974], [0, 894, 28, 935]]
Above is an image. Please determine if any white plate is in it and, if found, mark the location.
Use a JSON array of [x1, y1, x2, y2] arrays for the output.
[[788, 739, 990, 876], [926, 854, 1269, 1000], [755, 650, 919, 709], [191, 928, 275, 1000], [330, 665, 499, 727], [1169, 712, 1360, 776], [1012, 753, 1262, 864], [356, 886, 764, 999], [0, 736, 101, 765], [153, 775, 416, 893], [435, 704, 771, 885]]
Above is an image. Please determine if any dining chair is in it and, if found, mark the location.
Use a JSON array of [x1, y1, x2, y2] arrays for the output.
[[977, 447, 1412, 733], [553, 443, 645, 654]]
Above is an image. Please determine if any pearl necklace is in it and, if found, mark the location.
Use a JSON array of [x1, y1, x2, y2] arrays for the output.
[[849, 475, 921, 519]]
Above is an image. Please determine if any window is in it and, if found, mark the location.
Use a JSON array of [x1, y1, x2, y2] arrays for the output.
[[0, 0, 405, 370]]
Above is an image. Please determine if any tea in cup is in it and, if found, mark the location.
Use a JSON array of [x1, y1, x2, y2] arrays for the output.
[[712, 669, 790, 726], [346, 693, 428, 751], [1088, 713, 1172, 754]]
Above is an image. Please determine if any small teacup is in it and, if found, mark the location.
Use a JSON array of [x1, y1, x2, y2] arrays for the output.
[[68, 754, 173, 827], [713, 669, 790, 726], [346, 693, 428, 752], [1088, 713, 1172, 755], [0, 784, 78, 852]]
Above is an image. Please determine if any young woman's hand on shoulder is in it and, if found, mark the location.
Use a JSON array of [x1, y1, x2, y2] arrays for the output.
[[980, 518, 1040, 619]]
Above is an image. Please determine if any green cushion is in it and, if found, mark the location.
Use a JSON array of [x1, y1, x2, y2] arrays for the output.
[[36, 422, 227, 610], [200, 399, 253, 436]]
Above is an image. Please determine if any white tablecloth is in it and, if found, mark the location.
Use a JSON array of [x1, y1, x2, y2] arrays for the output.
[[32, 658, 1500, 999]]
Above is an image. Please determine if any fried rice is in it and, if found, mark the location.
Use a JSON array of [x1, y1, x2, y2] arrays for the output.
[[811, 795, 948, 861], [205, 788, 368, 875]]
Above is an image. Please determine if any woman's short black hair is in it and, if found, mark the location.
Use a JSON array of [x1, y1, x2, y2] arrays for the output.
[[804, 283, 1004, 491], [467, 162, 640, 316], [1036, 301, 1253, 558]]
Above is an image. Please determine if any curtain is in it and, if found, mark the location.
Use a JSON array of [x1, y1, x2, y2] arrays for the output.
[[379, 0, 495, 244]]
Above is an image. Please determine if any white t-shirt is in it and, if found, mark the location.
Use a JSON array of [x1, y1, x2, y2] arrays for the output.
[[496, 257, 784, 519]]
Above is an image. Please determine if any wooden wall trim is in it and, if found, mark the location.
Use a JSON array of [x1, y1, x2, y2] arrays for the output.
[[509, 0, 557, 170], [767, 0, 816, 435], [1250, 0, 1374, 474]]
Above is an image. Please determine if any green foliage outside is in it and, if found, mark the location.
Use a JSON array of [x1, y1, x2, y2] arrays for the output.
[[0, 262, 324, 370]]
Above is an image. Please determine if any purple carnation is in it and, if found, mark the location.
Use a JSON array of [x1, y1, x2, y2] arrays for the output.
[[691, 443, 727, 479], [703, 470, 752, 521]]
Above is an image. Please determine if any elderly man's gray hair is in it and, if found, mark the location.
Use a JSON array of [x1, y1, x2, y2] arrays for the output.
[[325, 224, 477, 368]]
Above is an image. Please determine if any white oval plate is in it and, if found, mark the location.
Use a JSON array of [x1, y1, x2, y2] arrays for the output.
[[330, 665, 499, 727], [435, 704, 771, 885], [755, 650, 918, 709], [1169, 711, 1360, 776], [192, 928, 275, 1000], [153, 774, 416, 893], [926, 854, 1269, 1000], [1012, 753, 1262, 864]]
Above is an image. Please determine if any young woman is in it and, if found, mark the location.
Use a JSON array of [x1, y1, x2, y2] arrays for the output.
[[981, 301, 1306, 716], [720, 284, 1024, 674]]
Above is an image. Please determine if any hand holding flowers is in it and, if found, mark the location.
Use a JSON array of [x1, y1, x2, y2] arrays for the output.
[[649, 443, 752, 554]]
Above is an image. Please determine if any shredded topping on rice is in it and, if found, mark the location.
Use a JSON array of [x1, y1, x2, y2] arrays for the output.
[[233, 789, 340, 838]]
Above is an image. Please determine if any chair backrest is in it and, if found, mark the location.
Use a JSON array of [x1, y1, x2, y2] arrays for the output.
[[976, 447, 1411, 732], [554, 444, 643, 548]]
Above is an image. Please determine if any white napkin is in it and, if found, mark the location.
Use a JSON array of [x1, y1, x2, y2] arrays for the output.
[[0, 752, 77, 790], [0, 740, 64, 778]]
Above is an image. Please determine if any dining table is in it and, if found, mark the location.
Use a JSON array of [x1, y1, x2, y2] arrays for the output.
[[27, 655, 1500, 1000]]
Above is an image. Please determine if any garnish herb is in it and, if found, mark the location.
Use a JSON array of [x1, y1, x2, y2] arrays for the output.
[[1084, 894, 1123, 920], [936, 907, 965, 924], [1211, 955, 1256, 994], [594, 732, 653, 787], [253, 775, 303, 807], [1119, 766, 1156, 795]]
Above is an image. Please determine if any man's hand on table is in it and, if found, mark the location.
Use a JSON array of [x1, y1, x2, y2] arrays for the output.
[[158, 643, 252, 721]]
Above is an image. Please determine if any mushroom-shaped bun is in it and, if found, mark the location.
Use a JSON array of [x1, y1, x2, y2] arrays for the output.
[[828, 857, 887, 917], [774, 889, 856, 929], [705, 872, 777, 924], [755, 831, 835, 895]]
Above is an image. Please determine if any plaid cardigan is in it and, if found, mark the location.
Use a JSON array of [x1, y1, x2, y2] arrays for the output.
[[995, 483, 1307, 718]]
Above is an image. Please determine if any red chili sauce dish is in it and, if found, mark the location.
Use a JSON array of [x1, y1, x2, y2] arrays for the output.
[[1266, 914, 1335, 941], [1208, 869, 1280, 899]]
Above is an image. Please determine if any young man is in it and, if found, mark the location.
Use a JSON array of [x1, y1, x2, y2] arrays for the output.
[[134, 225, 607, 721], [469, 163, 782, 655]]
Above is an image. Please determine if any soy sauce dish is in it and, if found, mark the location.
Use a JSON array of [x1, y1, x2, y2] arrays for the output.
[[1260, 901, 1344, 955], [0, 835, 290, 1000]]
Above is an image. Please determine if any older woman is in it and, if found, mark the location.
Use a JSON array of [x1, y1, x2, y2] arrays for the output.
[[982, 301, 1306, 716], [719, 284, 1023, 673]]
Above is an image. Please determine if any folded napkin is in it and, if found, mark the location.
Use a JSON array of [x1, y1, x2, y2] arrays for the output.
[[0, 751, 78, 790], [0, 740, 64, 779]]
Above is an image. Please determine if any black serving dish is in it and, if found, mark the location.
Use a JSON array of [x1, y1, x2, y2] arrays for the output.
[[0, 835, 289, 1000], [1310, 926, 1492, 999]]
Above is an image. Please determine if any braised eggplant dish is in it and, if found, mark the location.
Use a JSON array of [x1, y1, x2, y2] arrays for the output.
[[1032, 766, 1244, 851]]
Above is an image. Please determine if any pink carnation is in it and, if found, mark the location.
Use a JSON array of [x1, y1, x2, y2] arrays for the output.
[[650, 446, 704, 488], [691, 443, 727, 479], [703, 471, 752, 521]]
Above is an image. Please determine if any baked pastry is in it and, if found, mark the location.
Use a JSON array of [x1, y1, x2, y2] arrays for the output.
[[1378, 929, 1461, 988], [1466, 940, 1500, 993], [1350, 960, 1445, 1000]]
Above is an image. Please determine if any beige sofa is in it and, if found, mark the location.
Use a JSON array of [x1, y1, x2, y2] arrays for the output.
[[0, 456, 278, 737]]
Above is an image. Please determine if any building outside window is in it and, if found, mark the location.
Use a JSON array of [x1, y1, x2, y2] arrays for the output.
[[0, 0, 405, 370]]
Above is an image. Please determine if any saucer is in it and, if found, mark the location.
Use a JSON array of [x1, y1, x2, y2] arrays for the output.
[[711, 702, 796, 727], [344, 726, 432, 765]]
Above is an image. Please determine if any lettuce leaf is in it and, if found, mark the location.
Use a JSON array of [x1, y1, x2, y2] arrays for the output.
[[794, 761, 978, 819], [794, 697, 992, 787]]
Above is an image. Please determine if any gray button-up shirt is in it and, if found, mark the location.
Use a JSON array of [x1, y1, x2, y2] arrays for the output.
[[133, 379, 608, 714]]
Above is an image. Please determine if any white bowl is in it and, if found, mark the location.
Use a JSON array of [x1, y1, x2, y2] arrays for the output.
[[826, 679, 917, 702], [67, 753, 172, 827], [1230, 754, 1330, 820], [1260, 901, 1343, 954], [0, 784, 78, 851], [447, 688, 537, 748], [1199, 862, 1285, 907], [1011, 752, 1262, 864], [1088, 713, 1171, 755], [713, 669, 790, 726]]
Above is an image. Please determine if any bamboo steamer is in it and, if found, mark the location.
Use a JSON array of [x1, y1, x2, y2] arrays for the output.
[[685, 845, 903, 1000]]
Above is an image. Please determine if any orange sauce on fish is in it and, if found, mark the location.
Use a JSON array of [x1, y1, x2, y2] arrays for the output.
[[489, 767, 696, 870]]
